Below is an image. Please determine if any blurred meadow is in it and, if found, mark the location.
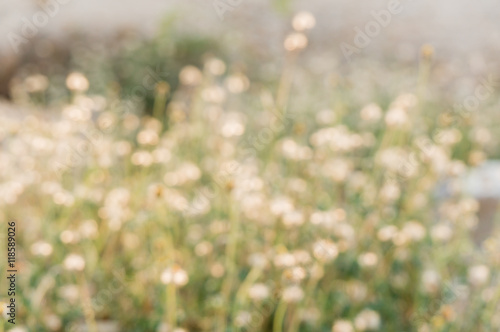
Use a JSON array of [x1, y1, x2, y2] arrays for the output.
[[1, 0, 500, 331]]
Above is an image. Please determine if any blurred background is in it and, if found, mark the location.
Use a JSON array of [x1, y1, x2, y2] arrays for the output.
[[2, 0, 500, 94], [1, 0, 500, 331]]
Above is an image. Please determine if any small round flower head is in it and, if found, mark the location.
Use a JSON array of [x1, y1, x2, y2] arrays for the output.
[[377, 225, 398, 242], [31, 241, 53, 256], [44, 314, 62, 331], [4, 327, 27, 332], [62, 105, 92, 122], [97, 112, 116, 131], [292, 11, 316, 31], [235, 311, 252, 327], [195, 241, 213, 257], [360, 103, 382, 122], [63, 253, 85, 271], [220, 112, 246, 137], [401, 221, 426, 242], [210, 262, 225, 278], [380, 182, 401, 202], [79, 219, 99, 239], [282, 285, 304, 303], [358, 252, 378, 269], [282, 210, 305, 228], [131, 150, 154, 167], [284, 33, 308, 51], [313, 239, 338, 263], [391, 93, 417, 109], [332, 320, 355, 332], [354, 309, 381, 331], [248, 283, 270, 301], [435, 128, 462, 146], [202, 86, 226, 104], [248, 253, 268, 269], [161, 265, 189, 287], [123, 113, 140, 131], [137, 128, 159, 146], [59, 284, 80, 303], [468, 265, 490, 287], [225, 74, 250, 94], [179, 65, 202, 86], [422, 270, 440, 294], [1, 301, 9, 319], [25, 74, 49, 93], [205, 58, 226, 76], [431, 223, 453, 242], [270, 197, 294, 216], [274, 252, 297, 268], [293, 250, 312, 264], [385, 107, 408, 127], [66, 72, 89, 92], [283, 266, 307, 282], [345, 281, 368, 302], [421, 44, 434, 59]]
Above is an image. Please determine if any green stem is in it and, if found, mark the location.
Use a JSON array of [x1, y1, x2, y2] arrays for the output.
[[78, 273, 98, 332], [153, 82, 170, 125], [235, 267, 262, 305], [273, 300, 288, 332], [289, 264, 323, 332], [167, 283, 177, 329], [164, 226, 177, 329], [218, 203, 240, 331]]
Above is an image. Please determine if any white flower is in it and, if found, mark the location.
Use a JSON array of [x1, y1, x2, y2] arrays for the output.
[[282, 285, 304, 303], [63, 254, 85, 271], [282, 210, 305, 228], [274, 253, 297, 268], [292, 11, 316, 31], [248, 283, 270, 301], [235, 311, 252, 327], [377, 225, 398, 242], [66, 72, 89, 92], [161, 265, 189, 287], [332, 320, 355, 332], [284, 266, 307, 282], [220, 112, 246, 138], [431, 224, 453, 242], [270, 197, 294, 216], [30, 241, 53, 256], [402, 221, 426, 242], [248, 253, 268, 269], [313, 240, 338, 263], [1, 301, 9, 319], [358, 252, 378, 269], [179, 65, 202, 86], [385, 107, 408, 127], [284, 33, 308, 51], [468, 265, 490, 287], [59, 285, 80, 303], [205, 58, 226, 76], [354, 309, 381, 331], [5, 328, 28, 332], [360, 103, 382, 122], [422, 270, 440, 293], [79, 219, 99, 239], [44, 314, 62, 331]]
